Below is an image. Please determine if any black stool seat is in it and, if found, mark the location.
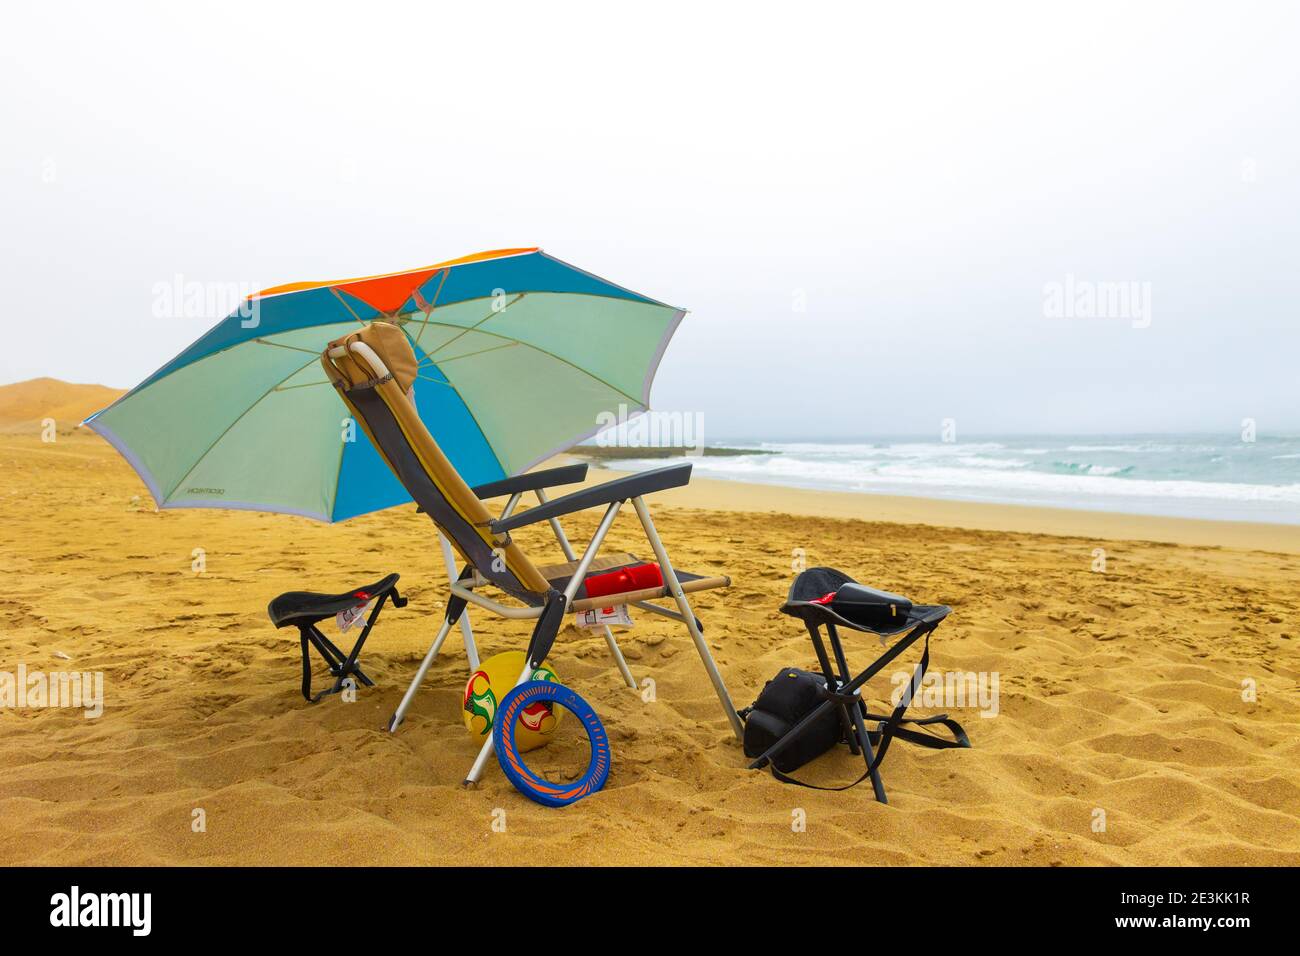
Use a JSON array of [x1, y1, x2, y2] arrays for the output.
[[747, 566, 968, 803], [268, 573, 401, 628], [267, 573, 407, 703], [781, 566, 948, 634]]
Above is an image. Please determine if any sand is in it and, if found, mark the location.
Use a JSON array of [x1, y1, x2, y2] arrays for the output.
[[0, 378, 124, 436], [1, 404, 1298, 865]]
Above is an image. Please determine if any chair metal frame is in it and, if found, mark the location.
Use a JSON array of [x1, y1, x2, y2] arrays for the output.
[[324, 331, 742, 789], [388, 477, 744, 787]]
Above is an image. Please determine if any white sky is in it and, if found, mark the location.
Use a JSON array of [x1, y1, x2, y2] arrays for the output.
[[2, 0, 1297, 437]]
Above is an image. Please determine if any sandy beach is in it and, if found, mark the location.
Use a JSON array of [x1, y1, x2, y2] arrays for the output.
[[2, 412, 1298, 866]]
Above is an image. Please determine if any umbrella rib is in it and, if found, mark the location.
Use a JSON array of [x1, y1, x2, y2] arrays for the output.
[[250, 335, 319, 351], [409, 369, 509, 474], [330, 287, 367, 326], [412, 268, 451, 347], [329, 400, 350, 522], [412, 318, 643, 407], [398, 325, 509, 483], [272, 379, 332, 392], [162, 295, 650, 503], [424, 294, 525, 358], [145, 290, 665, 386], [431, 341, 519, 364], [161, 353, 323, 501]]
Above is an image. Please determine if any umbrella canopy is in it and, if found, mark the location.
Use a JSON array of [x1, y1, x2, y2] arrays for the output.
[[86, 249, 684, 522]]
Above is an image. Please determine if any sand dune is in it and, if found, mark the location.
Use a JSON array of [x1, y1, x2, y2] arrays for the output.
[[1, 423, 1298, 866], [0, 378, 124, 433]]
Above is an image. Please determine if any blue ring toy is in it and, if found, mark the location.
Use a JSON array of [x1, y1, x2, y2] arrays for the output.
[[493, 680, 611, 807]]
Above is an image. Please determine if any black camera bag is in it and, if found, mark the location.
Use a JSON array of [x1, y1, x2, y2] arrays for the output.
[[742, 668, 842, 772]]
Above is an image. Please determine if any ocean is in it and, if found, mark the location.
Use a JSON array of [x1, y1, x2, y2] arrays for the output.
[[594, 435, 1300, 525]]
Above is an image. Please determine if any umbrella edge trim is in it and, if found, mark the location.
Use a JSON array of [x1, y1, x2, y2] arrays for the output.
[[510, 303, 685, 477], [84, 417, 166, 509], [157, 498, 331, 523], [641, 307, 687, 409]]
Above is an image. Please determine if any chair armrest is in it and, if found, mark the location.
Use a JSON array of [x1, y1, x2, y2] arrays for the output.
[[470, 463, 589, 500], [490, 464, 692, 534]]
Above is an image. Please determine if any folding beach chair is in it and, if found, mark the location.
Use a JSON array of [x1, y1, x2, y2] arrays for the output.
[[321, 322, 743, 785]]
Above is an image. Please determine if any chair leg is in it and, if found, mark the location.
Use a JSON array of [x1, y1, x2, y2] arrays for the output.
[[387, 615, 454, 732], [438, 532, 479, 671], [601, 624, 637, 689], [464, 734, 496, 786], [464, 591, 566, 786], [462, 634, 548, 785], [460, 612, 480, 674], [631, 496, 744, 740], [534, 488, 636, 690]]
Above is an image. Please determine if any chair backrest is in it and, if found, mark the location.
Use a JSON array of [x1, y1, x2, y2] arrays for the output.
[[321, 321, 551, 602]]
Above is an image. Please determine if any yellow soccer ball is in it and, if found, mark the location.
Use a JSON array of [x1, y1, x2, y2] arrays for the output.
[[462, 650, 562, 751]]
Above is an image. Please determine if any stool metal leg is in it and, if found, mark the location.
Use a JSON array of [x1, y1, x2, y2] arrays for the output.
[[807, 622, 860, 755], [600, 623, 637, 689], [847, 697, 888, 803]]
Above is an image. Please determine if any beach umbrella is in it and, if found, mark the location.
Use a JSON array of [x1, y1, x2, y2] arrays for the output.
[[86, 248, 683, 522]]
